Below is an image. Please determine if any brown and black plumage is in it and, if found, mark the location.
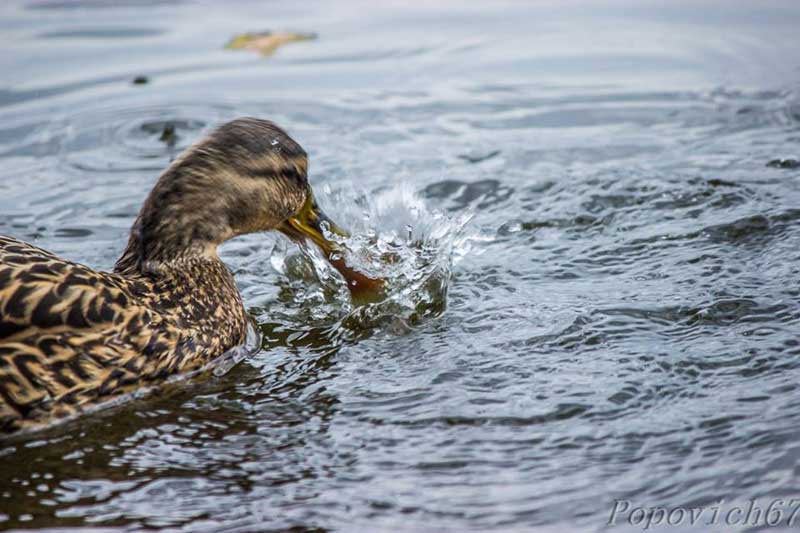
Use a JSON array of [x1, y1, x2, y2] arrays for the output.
[[0, 117, 381, 436]]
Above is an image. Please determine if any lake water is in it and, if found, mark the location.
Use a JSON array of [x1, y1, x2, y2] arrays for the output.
[[1, 0, 800, 531]]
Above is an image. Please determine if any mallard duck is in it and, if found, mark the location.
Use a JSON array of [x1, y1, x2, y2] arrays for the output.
[[0, 117, 382, 436]]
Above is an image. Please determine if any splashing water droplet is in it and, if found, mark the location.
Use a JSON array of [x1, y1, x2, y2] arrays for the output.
[[269, 240, 287, 274], [273, 182, 476, 334], [319, 220, 332, 237]]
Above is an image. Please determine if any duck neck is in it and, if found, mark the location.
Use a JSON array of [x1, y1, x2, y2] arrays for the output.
[[114, 179, 250, 343], [114, 165, 236, 276], [114, 228, 222, 277]]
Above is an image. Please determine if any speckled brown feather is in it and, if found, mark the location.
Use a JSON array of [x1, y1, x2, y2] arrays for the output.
[[0, 118, 310, 435]]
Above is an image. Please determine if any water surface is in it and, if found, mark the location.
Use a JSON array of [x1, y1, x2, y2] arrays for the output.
[[1, 0, 800, 531]]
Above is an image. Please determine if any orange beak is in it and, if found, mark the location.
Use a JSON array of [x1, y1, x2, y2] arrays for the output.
[[278, 189, 385, 301]]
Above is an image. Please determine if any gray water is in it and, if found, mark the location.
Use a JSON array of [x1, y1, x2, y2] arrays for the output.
[[1, 0, 800, 531]]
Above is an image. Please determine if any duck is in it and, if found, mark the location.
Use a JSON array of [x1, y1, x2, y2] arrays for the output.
[[0, 117, 383, 436]]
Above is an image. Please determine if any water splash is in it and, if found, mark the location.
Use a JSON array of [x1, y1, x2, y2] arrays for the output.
[[269, 183, 473, 335]]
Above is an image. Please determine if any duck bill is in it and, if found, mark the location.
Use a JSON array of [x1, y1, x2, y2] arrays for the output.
[[278, 191, 385, 300], [278, 191, 347, 256]]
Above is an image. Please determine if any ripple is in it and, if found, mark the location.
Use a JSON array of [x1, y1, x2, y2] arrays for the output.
[[39, 28, 165, 39], [423, 179, 514, 211], [52, 103, 237, 172]]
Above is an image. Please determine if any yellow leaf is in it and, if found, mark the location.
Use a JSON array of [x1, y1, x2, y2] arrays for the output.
[[225, 31, 316, 56]]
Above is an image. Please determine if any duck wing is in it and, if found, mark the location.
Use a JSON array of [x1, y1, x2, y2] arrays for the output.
[[0, 236, 176, 432], [0, 235, 139, 340]]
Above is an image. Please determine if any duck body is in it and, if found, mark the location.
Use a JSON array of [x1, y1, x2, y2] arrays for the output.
[[0, 234, 247, 434], [0, 117, 371, 436]]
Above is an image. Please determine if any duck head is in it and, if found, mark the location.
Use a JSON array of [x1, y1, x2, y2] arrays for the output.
[[116, 117, 384, 298]]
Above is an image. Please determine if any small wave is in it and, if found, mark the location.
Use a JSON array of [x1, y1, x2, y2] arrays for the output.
[[50, 103, 236, 172]]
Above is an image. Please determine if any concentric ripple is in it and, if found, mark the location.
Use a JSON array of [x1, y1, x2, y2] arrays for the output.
[[52, 103, 237, 172]]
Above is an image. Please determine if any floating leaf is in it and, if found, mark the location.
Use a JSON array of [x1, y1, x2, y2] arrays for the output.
[[225, 31, 316, 56]]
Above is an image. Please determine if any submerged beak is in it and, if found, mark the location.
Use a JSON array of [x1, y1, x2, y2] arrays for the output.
[[279, 189, 385, 300], [279, 189, 348, 256]]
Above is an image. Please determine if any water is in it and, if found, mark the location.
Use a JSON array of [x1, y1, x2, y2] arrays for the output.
[[1, 0, 800, 531], [268, 183, 473, 333]]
